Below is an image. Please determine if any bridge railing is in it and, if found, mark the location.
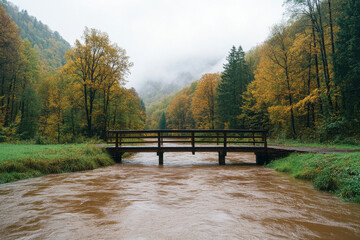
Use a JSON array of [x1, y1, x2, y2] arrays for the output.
[[107, 129, 267, 149]]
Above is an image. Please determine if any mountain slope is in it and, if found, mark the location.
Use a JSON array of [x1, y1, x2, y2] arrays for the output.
[[1, 0, 70, 70]]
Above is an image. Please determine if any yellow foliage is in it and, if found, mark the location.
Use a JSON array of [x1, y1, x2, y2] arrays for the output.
[[191, 73, 221, 129], [168, 90, 192, 129]]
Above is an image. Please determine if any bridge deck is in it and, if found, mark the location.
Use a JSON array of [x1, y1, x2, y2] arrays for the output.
[[106, 129, 272, 165]]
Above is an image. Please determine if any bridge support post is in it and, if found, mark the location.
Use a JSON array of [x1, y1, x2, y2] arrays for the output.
[[157, 152, 164, 165], [115, 152, 123, 163], [218, 152, 226, 165], [255, 152, 269, 165]]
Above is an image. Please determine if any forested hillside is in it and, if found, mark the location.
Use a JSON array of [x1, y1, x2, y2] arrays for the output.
[[0, 3, 146, 143], [138, 72, 195, 106], [1, 0, 70, 70], [147, 0, 360, 143]]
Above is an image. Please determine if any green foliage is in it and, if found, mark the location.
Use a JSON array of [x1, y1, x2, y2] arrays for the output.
[[269, 138, 360, 149], [334, 0, 360, 123], [0, 3, 22, 127], [146, 93, 174, 130], [0, 125, 7, 142], [216, 46, 251, 128], [16, 39, 41, 139], [0, 144, 115, 183], [17, 85, 40, 139], [159, 112, 167, 129], [267, 153, 360, 202], [0, 9, 42, 139]]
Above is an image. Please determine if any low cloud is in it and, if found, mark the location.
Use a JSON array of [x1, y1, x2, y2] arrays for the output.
[[10, 0, 285, 89]]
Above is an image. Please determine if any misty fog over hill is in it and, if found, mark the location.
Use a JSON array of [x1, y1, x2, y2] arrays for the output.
[[138, 72, 194, 106], [138, 57, 223, 105]]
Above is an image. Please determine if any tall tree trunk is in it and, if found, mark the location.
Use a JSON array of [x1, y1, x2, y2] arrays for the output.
[[307, 41, 312, 128], [0, 71, 5, 107], [88, 91, 95, 137], [328, 0, 335, 55], [102, 87, 111, 140], [5, 74, 16, 127], [316, 1, 334, 113], [113, 102, 118, 126], [327, 0, 341, 113], [285, 66, 297, 139], [83, 84, 93, 137], [312, 25, 323, 117], [71, 108, 76, 136], [57, 120, 60, 143], [83, 84, 90, 136]]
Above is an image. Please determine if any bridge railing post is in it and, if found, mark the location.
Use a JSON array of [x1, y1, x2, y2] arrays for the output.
[[120, 132, 123, 147], [218, 152, 226, 165], [157, 131, 163, 165], [221, 131, 227, 165], [115, 132, 119, 148], [252, 132, 256, 146], [157, 131, 161, 149], [264, 131, 267, 149], [264, 131, 268, 163], [160, 132, 163, 147], [191, 131, 195, 155]]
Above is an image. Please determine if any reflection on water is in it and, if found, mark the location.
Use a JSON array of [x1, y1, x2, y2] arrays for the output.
[[0, 152, 360, 240]]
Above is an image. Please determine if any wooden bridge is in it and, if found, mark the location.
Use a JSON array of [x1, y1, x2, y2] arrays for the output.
[[105, 129, 289, 165]]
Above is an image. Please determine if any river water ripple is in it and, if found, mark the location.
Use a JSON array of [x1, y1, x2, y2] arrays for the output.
[[0, 152, 359, 239]]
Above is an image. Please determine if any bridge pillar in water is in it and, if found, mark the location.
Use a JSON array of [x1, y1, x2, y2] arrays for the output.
[[157, 152, 164, 165], [218, 152, 226, 165], [115, 152, 123, 163], [255, 152, 269, 165]]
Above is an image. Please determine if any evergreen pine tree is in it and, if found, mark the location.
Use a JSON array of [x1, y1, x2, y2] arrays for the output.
[[17, 40, 41, 139], [159, 112, 167, 130], [216, 46, 250, 128], [335, 0, 360, 121]]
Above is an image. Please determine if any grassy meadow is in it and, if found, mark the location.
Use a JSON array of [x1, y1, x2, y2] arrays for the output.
[[0, 144, 119, 184]]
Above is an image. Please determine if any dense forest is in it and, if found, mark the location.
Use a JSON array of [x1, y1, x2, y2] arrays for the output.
[[1, 0, 359, 144], [0, 1, 146, 143], [147, 0, 359, 143]]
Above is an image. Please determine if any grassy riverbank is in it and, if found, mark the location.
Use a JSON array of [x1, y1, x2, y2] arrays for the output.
[[267, 153, 360, 203], [269, 139, 360, 149], [0, 144, 122, 184]]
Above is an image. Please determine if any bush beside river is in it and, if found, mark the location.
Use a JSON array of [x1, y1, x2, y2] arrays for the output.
[[267, 153, 360, 203], [0, 144, 119, 184]]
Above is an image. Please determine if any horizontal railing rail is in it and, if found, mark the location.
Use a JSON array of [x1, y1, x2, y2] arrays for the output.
[[107, 129, 267, 149]]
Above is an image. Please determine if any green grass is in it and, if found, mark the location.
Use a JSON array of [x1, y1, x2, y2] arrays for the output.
[[0, 144, 123, 184], [267, 152, 360, 203], [269, 139, 360, 149]]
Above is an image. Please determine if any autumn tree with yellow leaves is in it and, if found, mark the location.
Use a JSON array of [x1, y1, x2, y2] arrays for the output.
[[168, 89, 193, 130], [192, 73, 221, 129], [65, 28, 133, 137]]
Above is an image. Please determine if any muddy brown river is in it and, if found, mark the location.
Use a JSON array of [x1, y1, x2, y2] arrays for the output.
[[1, 151, 360, 239]]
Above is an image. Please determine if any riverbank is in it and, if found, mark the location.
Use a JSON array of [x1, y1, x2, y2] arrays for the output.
[[269, 139, 360, 150], [0, 144, 125, 184], [266, 152, 360, 203]]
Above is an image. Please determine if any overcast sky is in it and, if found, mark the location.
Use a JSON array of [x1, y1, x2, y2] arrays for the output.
[[9, 0, 286, 89]]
